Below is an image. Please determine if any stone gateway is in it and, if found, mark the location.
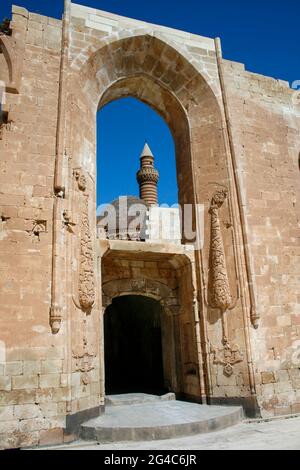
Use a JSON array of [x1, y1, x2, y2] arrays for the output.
[[0, 0, 300, 449]]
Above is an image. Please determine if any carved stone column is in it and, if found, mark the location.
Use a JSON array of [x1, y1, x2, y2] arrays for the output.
[[76, 171, 95, 313], [71, 169, 96, 385], [208, 189, 243, 376], [207, 189, 232, 313]]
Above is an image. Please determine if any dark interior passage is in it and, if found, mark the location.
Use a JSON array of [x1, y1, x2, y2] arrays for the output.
[[104, 295, 166, 395]]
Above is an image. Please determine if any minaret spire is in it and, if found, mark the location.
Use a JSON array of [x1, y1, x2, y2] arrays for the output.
[[136, 142, 159, 206]]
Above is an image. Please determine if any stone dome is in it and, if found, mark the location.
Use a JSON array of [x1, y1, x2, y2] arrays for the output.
[[97, 195, 148, 241]]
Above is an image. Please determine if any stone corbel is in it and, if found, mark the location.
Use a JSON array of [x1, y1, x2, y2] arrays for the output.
[[49, 305, 63, 335]]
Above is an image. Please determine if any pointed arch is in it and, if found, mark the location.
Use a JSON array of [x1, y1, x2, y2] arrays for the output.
[[0, 35, 21, 93]]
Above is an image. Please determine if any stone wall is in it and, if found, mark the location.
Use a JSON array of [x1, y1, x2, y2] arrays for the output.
[[0, 0, 300, 449], [0, 7, 69, 448], [223, 60, 300, 416]]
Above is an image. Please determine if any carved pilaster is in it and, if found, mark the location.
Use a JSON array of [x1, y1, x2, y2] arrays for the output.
[[75, 170, 95, 313], [207, 189, 232, 312], [208, 190, 243, 376], [49, 196, 65, 335]]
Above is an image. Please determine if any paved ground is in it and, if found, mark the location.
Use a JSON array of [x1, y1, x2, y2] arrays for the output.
[[48, 416, 300, 450], [80, 394, 242, 442]]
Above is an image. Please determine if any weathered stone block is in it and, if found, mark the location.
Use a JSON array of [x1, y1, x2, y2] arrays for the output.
[[39, 374, 60, 389], [41, 360, 63, 375], [0, 376, 11, 391], [39, 428, 64, 446], [261, 372, 276, 384], [23, 361, 41, 375], [5, 362, 23, 376], [0, 405, 14, 421], [12, 375, 39, 390], [14, 404, 42, 420]]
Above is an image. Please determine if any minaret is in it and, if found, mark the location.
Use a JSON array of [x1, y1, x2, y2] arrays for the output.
[[136, 143, 159, 206]]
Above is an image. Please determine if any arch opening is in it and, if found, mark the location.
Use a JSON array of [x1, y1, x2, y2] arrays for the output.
[[97, 95, 178, 208], [104, 295, 167, 395], [70, 32, 231, 403]]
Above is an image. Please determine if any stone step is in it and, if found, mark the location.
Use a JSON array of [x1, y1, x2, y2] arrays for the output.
[[105, 392, 175, 407], [80, 398, 243, 442]]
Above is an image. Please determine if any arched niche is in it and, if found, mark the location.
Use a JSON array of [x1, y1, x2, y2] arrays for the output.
[[65, 32, 235, 403], [102, 277, 181, 393], [0, 35, 21, 93], [68, 33, 229, 206]]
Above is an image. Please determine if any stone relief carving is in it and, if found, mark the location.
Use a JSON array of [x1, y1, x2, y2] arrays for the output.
[[75, 170, 95, 313], [62, 209, 76, 233], [102, 278, 180, 316], [70, 169, 97, 384], [207, 189, 232, 312], [73, 321, 96, 385], [31, 220, 47, 241], [207, 189, 243, 376], [50, 305, 62, 335], [211, 342, 243, 377]]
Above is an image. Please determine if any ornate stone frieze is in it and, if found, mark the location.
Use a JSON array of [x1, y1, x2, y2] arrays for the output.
[[207, 189, 232, 313], [75, 170, 95, 313], [207, 189, 243, 376]]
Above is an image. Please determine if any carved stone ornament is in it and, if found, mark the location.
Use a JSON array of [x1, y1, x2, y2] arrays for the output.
[[211, 341, 243, 377], [73, 331, 95, 385], [75, 170, 87, 192], [207, 190, 233, 312], [74, 351, 95, 385], [75, 170, 95, 312], [49, 305, 62, 335]]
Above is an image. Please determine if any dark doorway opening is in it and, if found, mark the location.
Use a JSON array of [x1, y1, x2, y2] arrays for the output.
[[104, 295, 166, 395]]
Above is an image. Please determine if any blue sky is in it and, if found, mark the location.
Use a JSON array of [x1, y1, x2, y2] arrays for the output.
[[2, 0, 299, 205]]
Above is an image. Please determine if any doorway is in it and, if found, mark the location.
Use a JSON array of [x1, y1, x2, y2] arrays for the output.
[[104, 295, 166, 395]]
